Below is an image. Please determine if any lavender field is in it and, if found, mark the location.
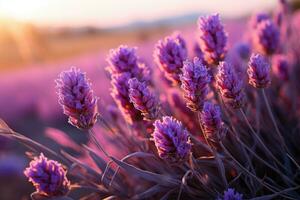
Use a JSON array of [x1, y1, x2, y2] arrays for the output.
[[1, 0, 300, 199]]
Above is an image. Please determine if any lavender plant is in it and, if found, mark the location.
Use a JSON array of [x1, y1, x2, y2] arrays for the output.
[[1, 1, 300, 199]]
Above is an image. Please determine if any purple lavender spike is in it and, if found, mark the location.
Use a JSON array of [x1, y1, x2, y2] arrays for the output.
[[180, 57, 211, 112], [253, 19, 280, 55], [56, 67, 98, 130], [111, 72, 141, 125], [249, 12, 270, 28], [153, 32, 188, 85], [234, 42, 251, 60], [197, 14, 228, 65], [107, 45, 139, 75], [216, 61, 246, 109], [272, 54, 289, 81], [200, 102, 223, 141], [128, 78, 160, 121], [24, 153, 70, 197], [248, 53, 271, 88], [217, 188, 243, 200], [153, 116, 191, 162]]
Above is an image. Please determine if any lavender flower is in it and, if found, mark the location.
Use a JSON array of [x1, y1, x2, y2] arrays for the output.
[[248, 53, 271, 88], [180, 57, 211, 112], [128, 78, 160, 121], [253, 19, 280, 55], [216, 61, 245, 108], [153, 32, 188, 85], [272, 54, 289, 81], [217, 188, 243, 200], [249, 12, 270, 28], [24, 153, 70, 197], [234, 42, 251, 60], [197, 14, 227, 65], [56, 67, 98, 130], [107, 45, 140, 76], [200, 102, 223, 141], [111, 72, 141, 124], [153, 116, 191, 162]]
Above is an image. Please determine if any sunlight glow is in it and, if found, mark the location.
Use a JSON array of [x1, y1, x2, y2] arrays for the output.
[[0, 0, 276, 27]]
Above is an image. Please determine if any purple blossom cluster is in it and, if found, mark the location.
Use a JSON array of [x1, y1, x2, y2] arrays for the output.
[[272, 54, 289, 81], [153, 116, 191, 162], [110, 72, 141, 124], [128, 78, 160, 121], [247, 53, 271, 88], [216, 61, 245, 108], [217, 188, 243, 200], [252, 19, 280, 55], [250, 12, 270, 29], [56, 67, 98, 130], [154, 32, 188, 85], [180, 57, 211, 111], [107, 45, 150, 124], [197, 14, 228, 65], [200, 102, 223, 141], [24, 153, 70, 197]]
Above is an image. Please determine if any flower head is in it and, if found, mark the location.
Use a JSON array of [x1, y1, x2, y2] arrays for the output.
[[197, 14, 228, 65], [56, 67, 98, 130], [154, 32, 188, 85], [200, 102, 223, 141], [216, 61, 245, 108], [217, 188, 243, 200], [180, 57, 211, 111], [253, 19, 280, 55], [272, 54, 289, 81], [234, 42, 251, 60], [153, 116, 191, 162], [128, 78, 160, 121], [249, 12, 270, 28], [24, 153, 70, 197], [248, 53, 271, 88], [107, 45, 139, 75], [111, 72, 141, 124]]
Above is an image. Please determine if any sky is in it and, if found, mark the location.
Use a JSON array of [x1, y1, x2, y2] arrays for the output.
[[0, 0, 277, 28]]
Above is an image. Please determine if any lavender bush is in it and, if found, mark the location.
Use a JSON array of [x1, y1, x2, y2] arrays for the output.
[[1, 1, 300, 199]]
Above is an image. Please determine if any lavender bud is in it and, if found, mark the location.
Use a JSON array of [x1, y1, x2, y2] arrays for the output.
[[128, 78, 160, 121], [153, 116, 191, 162], [216, 61, 246, 108], [56, 67, 98, 130], [181, 57, 211, 112], [247, 53, 271, 88], [154, 32, 188, 85], [107, 45, 139, 76], [111, 72, 141, 125], [24, 153, 70, 197], [272, 54, 289, 81], [253, 19, 280, 55], [217, 188, 243, 200], [249, 12, 270, 29], [200, 102, 223, 141], [197, 14, 228, 65], [234, 42, 251, 60]]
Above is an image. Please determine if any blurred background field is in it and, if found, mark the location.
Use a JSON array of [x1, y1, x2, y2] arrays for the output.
[[0, 0, 300, 199]]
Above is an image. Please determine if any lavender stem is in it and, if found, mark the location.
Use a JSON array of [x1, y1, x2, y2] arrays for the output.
[[239, 108, 285, 169], [261, 89, 287, 151]]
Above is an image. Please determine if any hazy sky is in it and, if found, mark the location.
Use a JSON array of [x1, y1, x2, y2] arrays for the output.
[[0, 0, 277, 27]]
